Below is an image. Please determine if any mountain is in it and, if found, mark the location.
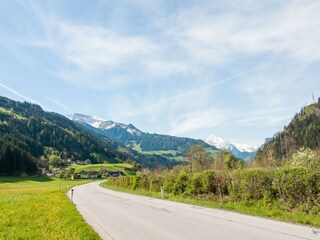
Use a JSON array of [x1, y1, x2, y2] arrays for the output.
[[206, 135, 258, 161], [0, 96, 135, 175], [255, 98, 320, 163], [69, 113, 218, 161]]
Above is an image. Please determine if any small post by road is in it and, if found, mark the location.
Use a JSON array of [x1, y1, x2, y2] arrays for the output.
[[160, 185, 164, 199], [71, 189, 74, 203]]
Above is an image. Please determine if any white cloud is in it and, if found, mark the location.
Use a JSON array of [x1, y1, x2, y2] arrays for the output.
[[58, 23, 157, 69], [5, 0, 320, 145], [47, 98, 67, 109], [170, 108, 228, 136], [164, 1, 320, 65]]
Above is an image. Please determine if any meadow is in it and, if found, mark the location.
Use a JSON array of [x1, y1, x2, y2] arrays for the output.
[[0, 177, 100, 240], [67, 163, 136, 175]]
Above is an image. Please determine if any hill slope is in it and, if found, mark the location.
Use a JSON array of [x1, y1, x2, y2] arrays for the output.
[[0, 97, 133, 175], [69, 113, 218, 161], [255, 98, 320, 163]]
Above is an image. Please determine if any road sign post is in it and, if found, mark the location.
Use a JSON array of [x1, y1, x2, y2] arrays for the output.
[[71, 189, 74, 203], [160, 186, 164, 199]]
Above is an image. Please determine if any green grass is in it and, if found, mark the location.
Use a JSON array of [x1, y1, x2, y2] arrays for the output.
[[101, 181, 320, 228], [67, 163, 136, 175], [0, 177, 100, 240], [132, 142, 143, 152], [132, 142, 220, 162], [131, 142, 185, 161]]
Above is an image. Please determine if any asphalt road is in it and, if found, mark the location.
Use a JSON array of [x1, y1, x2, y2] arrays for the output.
[[68, 182, 319, 240]]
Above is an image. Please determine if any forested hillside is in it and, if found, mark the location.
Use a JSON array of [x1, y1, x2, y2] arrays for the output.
[[71, 113, 218, 162], [255, 98, 320, 165], [0, 97, 132, 175]]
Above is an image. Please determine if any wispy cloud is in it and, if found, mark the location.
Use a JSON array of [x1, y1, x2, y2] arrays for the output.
[[169, 108, 228, 136], [0, 82, 49, 110], [47, 98, 67, 110], [1, 0, 319, 145]]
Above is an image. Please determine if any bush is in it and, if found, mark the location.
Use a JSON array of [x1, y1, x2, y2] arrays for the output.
[[139, 176, 150, 190], [107, 166, 320, 213], [163, 174, 176, 194], [228, 169, 275, 201], [214, 171, 229, 198], [289, 148, 320, 171], [276, 167, 320, 209], [201, 170, 216, 194], [173, 171, 190, 195], [187, 173, 203, 195], [149, 176, 164, 192], [131, 176, 141, 190]]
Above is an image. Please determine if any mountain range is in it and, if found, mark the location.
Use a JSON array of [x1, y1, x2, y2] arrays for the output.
[[68, 113, 218, 162], [3, 94, 318, 176], [206, 135, 258, 161], [0, 96, 191, 176]]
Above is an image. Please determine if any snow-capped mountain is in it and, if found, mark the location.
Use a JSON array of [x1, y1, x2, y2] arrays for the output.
[[206, 135, 258, 161], [67, 113, 217, 159], [67, 113, 142, 136], [206, 135, 231, 149], [233, 143, 257, 153]]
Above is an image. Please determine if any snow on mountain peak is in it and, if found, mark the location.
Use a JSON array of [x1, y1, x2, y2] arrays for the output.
[[68, 113, 105, 127], [206, 135, 230, 149], [68, 113, 141, 135], [206, 135, 257, 153], [233, 143, 257, 153]]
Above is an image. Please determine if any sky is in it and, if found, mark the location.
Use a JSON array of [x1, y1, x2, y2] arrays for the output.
[[0, 0, 320, 146]]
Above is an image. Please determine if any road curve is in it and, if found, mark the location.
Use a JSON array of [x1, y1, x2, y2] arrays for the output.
[[68, 182, 319, 240]]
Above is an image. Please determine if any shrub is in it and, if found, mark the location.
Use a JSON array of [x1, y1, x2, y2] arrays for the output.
[[163, 174, 176, 194], [201, 170, 216, 194], [149, 175, 164, 192], [187, 173, 203, 195], [131, 176, 141, 190], [173, 171, 190, 195], [214, 171, 229, 198], [139, 176, 150, 190], [276, 167, 320, 209], [289, 148, 320, 171], [228, 169, 275, 201]]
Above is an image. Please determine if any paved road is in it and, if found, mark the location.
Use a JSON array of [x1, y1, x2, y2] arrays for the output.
[[68, 182, 319, 240]]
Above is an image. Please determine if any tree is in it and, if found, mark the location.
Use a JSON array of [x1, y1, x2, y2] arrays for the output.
[[213, 152, 224, 171], [223, 152, 241, 169], [49, 155, 62, 168], [289, 148, 320, 171], [187, 145, 211, 172]]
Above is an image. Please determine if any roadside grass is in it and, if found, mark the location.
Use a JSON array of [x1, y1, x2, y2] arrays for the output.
[[101, 181, 320, 228], [67, 163, 136, 175], [0, 176, 100, 240]]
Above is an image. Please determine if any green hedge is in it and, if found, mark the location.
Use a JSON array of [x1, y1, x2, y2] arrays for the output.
[[108, 167, 320, 212]]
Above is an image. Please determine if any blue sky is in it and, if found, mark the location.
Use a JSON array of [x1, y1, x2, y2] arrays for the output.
[[0, 0, 320, 146]]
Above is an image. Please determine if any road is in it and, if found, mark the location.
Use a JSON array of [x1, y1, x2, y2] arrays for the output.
[[68, 182, 319, 240]]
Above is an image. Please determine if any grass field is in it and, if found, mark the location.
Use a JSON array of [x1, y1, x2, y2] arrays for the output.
[[101, 181, 320, 228], [132, 142, 220, 162], [132, 143, 185, 161], [0, 177, 100, 240], [67, 163, 136, 175]]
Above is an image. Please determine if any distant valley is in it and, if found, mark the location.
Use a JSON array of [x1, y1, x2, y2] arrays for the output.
[[68, 113, 219, 162]]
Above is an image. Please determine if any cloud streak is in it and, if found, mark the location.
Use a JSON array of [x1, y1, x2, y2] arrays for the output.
[[0, 82, 48, 110]]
